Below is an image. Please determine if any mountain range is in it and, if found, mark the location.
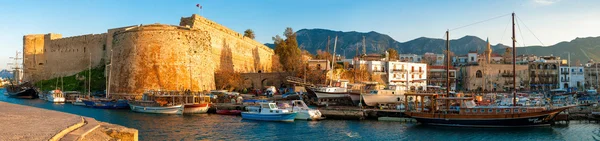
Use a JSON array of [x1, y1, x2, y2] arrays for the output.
[[265, 29, 600, 63]]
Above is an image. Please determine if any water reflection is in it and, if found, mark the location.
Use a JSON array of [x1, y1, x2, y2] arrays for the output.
[[2, 89, 600, 140]]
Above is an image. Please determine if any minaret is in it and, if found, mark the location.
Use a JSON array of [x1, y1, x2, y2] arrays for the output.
[[486, 37, 492, 64]]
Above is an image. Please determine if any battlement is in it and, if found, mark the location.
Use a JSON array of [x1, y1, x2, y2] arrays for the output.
[[180, 14, 273, 53]]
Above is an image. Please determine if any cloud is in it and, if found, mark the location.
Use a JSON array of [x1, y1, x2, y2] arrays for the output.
[[531, 0, 561, 5]]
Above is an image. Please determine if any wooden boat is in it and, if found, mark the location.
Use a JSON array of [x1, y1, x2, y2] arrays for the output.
[[216, 110, 242, 115], [83, 99, 129, 109], [128, 101, 183, 114], [403, 93, 574, 127], [5, 83, 38, 99], [242, 103, 297, 122], [362, 89, 405, 107], [285, 100, 323, 120], [47, 90, 65, 103], [72, 98, 87, 106]]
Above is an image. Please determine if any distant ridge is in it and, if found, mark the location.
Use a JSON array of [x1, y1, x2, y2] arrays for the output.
[[265, 29, 599, 62]]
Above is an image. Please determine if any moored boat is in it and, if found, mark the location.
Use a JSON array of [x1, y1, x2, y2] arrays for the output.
[[403, 93, 574, 127], [72, 98, 87, 106], [284, 100, 323, 120], [242, 103, 297, 122], [47, 90, 65, 103], [129, 101, 183, 114], [83, 99, 129, 109], [362, 89, 405, 107], [5, 82, 38, 99]]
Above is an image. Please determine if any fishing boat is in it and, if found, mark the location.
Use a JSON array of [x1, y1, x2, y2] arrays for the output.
[[242, 103, 297, 122], [404, 13, 575, 127], [284, 100, 323, 120], [129, 101, 183, 114], [362, 89, 405, 107], [83, 99, 129, 109], [47, 90, 65, 103], [72, 97, 86, 106], [182, 95, 211, 114]]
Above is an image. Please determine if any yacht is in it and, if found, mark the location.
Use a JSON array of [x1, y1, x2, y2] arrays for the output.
[[47, 90, 65, 103]]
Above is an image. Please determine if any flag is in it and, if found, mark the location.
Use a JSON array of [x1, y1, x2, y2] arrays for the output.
[[196, 4, 202, 9]]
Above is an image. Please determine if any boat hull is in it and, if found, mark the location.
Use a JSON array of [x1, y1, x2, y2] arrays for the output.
[[294, 110, 323, 120], [406, 107, 570, 127], [129, 104, 183, 114], [83, 100, 129, 109], [7, 88, 38, 99], [362, 95, 404, 106], [314, 92, 349, 99], [47, 96, 65, 103], [241, 112, 297, 122], [183, 103, 210, 114]]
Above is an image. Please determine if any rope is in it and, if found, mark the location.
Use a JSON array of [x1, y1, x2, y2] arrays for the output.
[[516, 18, 526, 47], [450, 13, 511, 31], [499, 20, 510, 44], [516, 15, 545, 46]]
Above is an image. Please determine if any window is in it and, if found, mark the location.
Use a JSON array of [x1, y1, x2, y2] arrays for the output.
[[471, 57, 474, 61], [488, 109, 493, 113], [580, 69, 583, 72], [572, 69, 575, 72], [505, 109, 510, 113], [412, 74, 414, 78], [465, 109, 470, 113], [496, 109, 501, 113], [476, 70, 483, 78], [480, 109, 485, 113], [514, 109, 519, 113], [522, 109, 527, 113], [419, 75, 422, 78], [412, 66, 415, 72]]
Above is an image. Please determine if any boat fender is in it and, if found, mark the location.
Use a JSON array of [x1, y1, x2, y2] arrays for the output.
[[144, 107, 147, 111]]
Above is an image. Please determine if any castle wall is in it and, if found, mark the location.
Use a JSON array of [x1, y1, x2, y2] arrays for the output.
[[23, 34, 46, 82], [110, 25, 215, 94], [43, 33, 106, 79], [23, 14, 275, 95]]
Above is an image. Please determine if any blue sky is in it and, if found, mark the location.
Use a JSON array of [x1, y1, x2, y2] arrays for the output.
[[1, 0, 599, 70]]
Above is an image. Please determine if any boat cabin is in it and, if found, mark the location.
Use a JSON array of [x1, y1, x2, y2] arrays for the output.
[[247, 103, 291, 114]]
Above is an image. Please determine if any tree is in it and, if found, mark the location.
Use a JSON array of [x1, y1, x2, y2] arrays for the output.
[[244, 29, 255, 39], [503, 48, 512, 64], [273, 27, 302, 72], [214, 70, 242, 91], [387, 48, 398, 61]]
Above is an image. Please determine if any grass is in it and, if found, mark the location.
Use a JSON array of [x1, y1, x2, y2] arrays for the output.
[[34, 64, 106, 92]]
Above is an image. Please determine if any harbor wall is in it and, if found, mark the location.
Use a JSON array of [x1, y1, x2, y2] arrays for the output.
[[23, 14, 275, 95]]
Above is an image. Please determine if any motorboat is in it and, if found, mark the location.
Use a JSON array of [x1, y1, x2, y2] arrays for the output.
[[362, 89, 405, 107], [47, 90, 65, 103], [72, 97, 87, 106], [284, 100, 323, 120], [128, 101, 183, 114], [242, 103, 297, 122], [83, 98, 129, 109], [182, 95, 211, 114]]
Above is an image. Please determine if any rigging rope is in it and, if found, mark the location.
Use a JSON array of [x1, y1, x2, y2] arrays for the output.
[[516, 15, 545, 46], [499, 20, 510, 45], [516, 18, 526, 47], [450, 13, 511, 31]]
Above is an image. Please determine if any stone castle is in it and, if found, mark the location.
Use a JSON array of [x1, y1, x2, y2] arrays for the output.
[[23, 14, 275, 95]]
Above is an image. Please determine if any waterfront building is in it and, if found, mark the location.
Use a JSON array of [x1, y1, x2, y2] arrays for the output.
[[528, 56, 561, 91], [386, 61, 427, 91], [558, 65, 585, 91], [427, 66, 456, 91], [307, 60, 330, 71], [584, 63, 600, 89], [398, 54, 422, 63], [463, 63, 529, 91]]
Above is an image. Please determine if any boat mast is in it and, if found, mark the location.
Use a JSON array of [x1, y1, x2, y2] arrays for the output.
[[446, 30, 450, 96], [89, 47, 92, 97], [512, 13, 517, 106], [330, 36, 338, 86], [107, 47, 114, 99]]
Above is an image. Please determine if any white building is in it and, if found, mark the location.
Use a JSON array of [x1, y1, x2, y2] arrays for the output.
[[365, 61, 386, 75], [386, 61, 428, 91], [559, 65, 585, 91], [399, 54, 422, 63]]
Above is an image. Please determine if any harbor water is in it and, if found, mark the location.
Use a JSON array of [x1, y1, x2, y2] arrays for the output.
[[1, 90, 599, 140]]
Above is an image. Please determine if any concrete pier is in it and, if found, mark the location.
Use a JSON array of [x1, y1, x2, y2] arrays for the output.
[[0, 102, 138, 141]]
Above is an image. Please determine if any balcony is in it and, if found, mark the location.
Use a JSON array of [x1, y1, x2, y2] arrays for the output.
[[392, 69, 408, 73], [501, 73, 514, 77], [561, 78, 570, 82], [412, 70, 425, 74], [561, 71, 569, 75]]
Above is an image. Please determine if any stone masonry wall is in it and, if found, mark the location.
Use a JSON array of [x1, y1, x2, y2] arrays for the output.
[[24, 14, 275, 95]]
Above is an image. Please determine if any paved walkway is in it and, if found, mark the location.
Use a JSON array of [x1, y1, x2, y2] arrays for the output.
[[0, 102, 83, 141]]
